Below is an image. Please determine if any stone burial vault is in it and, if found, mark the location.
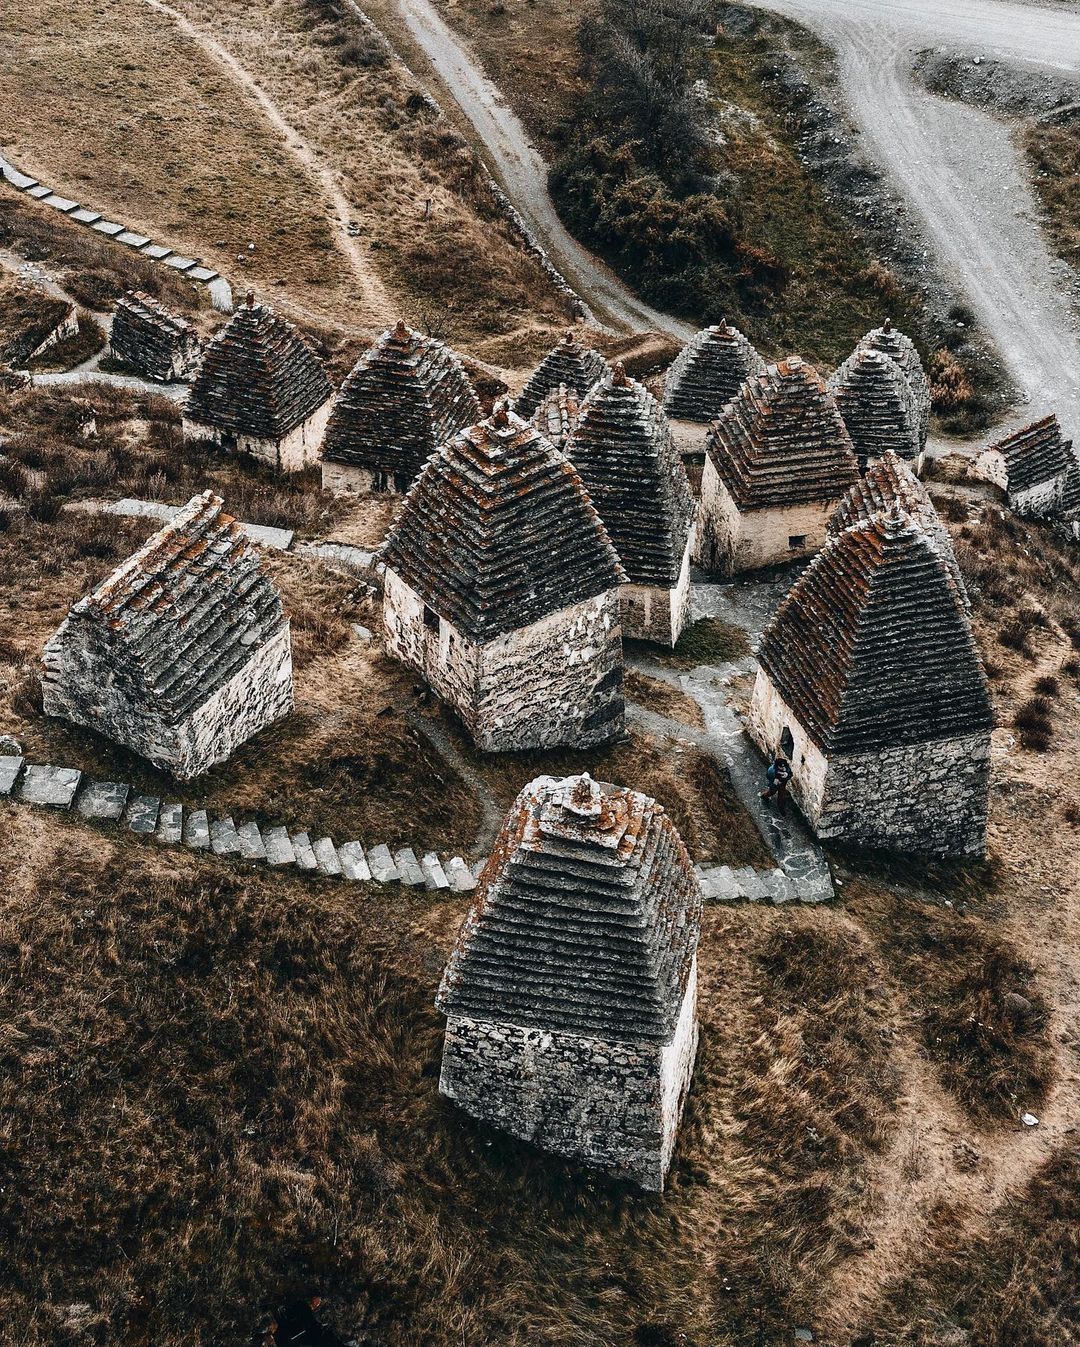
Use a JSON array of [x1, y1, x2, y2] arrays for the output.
[[972, 414, 1080, 523], [436, 772, 702, 1191], [182, 293, 332, 471], [110, 290, 202, 384], [320, 319, 481, 496], [513, 331, 611, 421], [698, 355, 859, 575], [566, 363, 697, 647], [42, 491, 293, 779], [661, 320, 766, 462], [749, 504, 993, 857], [855, 318, 931, 452], [379, 404, 627, 753], [827, 346, 922, 472]]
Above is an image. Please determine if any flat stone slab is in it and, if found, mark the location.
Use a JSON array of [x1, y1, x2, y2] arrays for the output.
[[291, 831, 318, 871], [697, 864, 744, 902], [237, 820, 267, 860], [2, 168, 38, 190], [77, 780, 130, 821], [729, 865, 769, 901], [164, 255, 197, 271], [26, 184, 53, 199], [19, 764, 81, 808], [0, 755, 24, 796], [117, 231, 150, 248], [210, 816, 241, 856], [263, 825, 295, 866], [92, 220, 124, 236], [183, 808, 210, 849], [188, 265, 218, 282], [70, 208, 101, 225], [312, 837, 342, 876], [367, 844, 399, 884], [445, 856, 477, 892], [155, 801, 183, 843], [421, 852, 449, 891], [44, 194, 79, 212], [394, 847, 425, 886], [242, 523, 293, 551], [759, 869, 798, 904], [142, 244, 172, 261], [338, 841, 371, 881], [125, 794, 160, 834]]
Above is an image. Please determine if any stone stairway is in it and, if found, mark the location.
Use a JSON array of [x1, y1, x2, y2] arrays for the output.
[[0, 754, 479, 893]]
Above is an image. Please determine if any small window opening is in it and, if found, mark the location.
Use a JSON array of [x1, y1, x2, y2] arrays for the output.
[[372, 469, 391, 492], [423, 604, 440, 633], [393, 470, 413, 493], [780, 726, 795, 758], [788, 534, 807, 551]]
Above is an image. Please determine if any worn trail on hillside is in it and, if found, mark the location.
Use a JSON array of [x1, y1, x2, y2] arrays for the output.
[[746, 0, 1080, 445]]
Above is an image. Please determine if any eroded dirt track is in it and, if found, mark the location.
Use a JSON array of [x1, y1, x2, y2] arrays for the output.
[[746, 0, 1080, 441]]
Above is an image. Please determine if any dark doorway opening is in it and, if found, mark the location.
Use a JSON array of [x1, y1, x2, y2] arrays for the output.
[[254, 1299, 344, 1347], [780, 726, 795, 758]]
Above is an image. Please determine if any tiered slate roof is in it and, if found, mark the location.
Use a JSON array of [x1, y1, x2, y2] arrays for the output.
[[857, 319, 930, 445], [321, 320, 481, 480], [990, 414, 1077, 498], [566, 364, 695, 588], [828, 347, 920, 466], [184, 295, 331, 440], [663, 321, 767, 422], [514, 332, 610, 420], [758, 506, 992, 754], [380, 405, 624, 643], [111, 291, 200, 383], [46, 492, 287, 722], [437, 772, 701, 1041], [830, 450, 967, 606], [706, 355, 859, 509], [530, 383, 581, 452]]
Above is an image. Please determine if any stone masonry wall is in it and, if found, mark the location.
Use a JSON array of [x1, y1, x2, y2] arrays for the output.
[[698, 458, 835, 573], [183, 400, 330, 472], [43, 625, 293, 779], [384, 571, 624, 751], [751, 671, 990, 856], [620, 535, 693, 646], [440, 962, 698, 1190], [321, 461, 414, 495]]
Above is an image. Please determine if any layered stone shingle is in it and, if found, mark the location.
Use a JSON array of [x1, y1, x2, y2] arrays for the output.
[[566, 364, 696, 644], [974, 414, 1080, 524], [320, 320, 481, 493], [530, 383, 581, 453], [514, 332, 610, 420], [828, 347, 921, 468], [662, 320, 766, 423], [379, 406, 626, 750], [856, 319, 930, 447], [437, 771, 701, 1189], [750, 506, 992, 855], [42, 491, 293, 779], [182, 295, 332, 469], [111, 291, 202, 383]]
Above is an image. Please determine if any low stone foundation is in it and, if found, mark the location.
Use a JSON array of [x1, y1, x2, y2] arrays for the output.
[[698, 459, 835, 574], [183, 398, 330, 472], [320, 459, 414, 495]]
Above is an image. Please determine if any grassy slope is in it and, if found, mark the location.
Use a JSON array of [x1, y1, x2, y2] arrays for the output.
[[1026, 115, 1080, 277]]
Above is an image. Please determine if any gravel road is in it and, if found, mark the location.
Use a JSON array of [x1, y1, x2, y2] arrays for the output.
[[746, 0, 1080, 442], [390, 0, 694, 337]]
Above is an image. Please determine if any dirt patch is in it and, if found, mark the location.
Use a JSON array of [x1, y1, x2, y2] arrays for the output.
[[624, 668, 706, 729], [657, 617, 751, 671]]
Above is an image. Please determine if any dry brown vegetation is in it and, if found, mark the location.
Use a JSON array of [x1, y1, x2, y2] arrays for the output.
[[624, 668, 706, 729], [1027, 112, 1080, 276]]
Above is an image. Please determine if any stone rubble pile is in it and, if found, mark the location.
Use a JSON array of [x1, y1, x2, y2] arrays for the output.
[[513, 331, 610, 420], [662, 320, 766, 423], [110, 291, 202, 383], [320, 320, 481, 494], [0, 750, 478, 892], [828, 346, 921, 469]]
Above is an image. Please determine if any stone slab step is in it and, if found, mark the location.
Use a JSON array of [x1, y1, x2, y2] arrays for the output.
[[759, 869, 797, 904], [290, 831, 318, 871], [394, 847, 425, 887], [338, 841, 371, 882], [43, 193, 78, 212], [183, 808, 210, 850], [26, 184, 52, 199], [237, 820, 267, 861], [366, 844, 399, 884], [19, 764, 81, 808], [209, 816, 241, 857], [0, 755, 24, 796], [445, 856, 477, 893], [125, 794, 160, 834], [70, 207, 101, 225], [697, 864, 743, 902], [312, 836, 342, 876], [729, 865, 769, 901], [77, 780, 130, 821], [263, 825, 295, 866], [92, 219, 124, 236], [420, 852, 449, 890], [155, 801, 183, 844]]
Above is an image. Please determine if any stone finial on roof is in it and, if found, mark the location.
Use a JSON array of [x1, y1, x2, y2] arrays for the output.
[[379, 406, 625, 643], [513, 333, 611, 419], [828, 346, 921, 468], [320, 321, 480, 483], [705, 355, 859, 510], [183, 300, 331, 442], [662, 321, 767, 423], [830, 450, 968, 607], [857, 320, 930, 445], [757, 508, 991, 757], [566, 365, 695, 590]]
